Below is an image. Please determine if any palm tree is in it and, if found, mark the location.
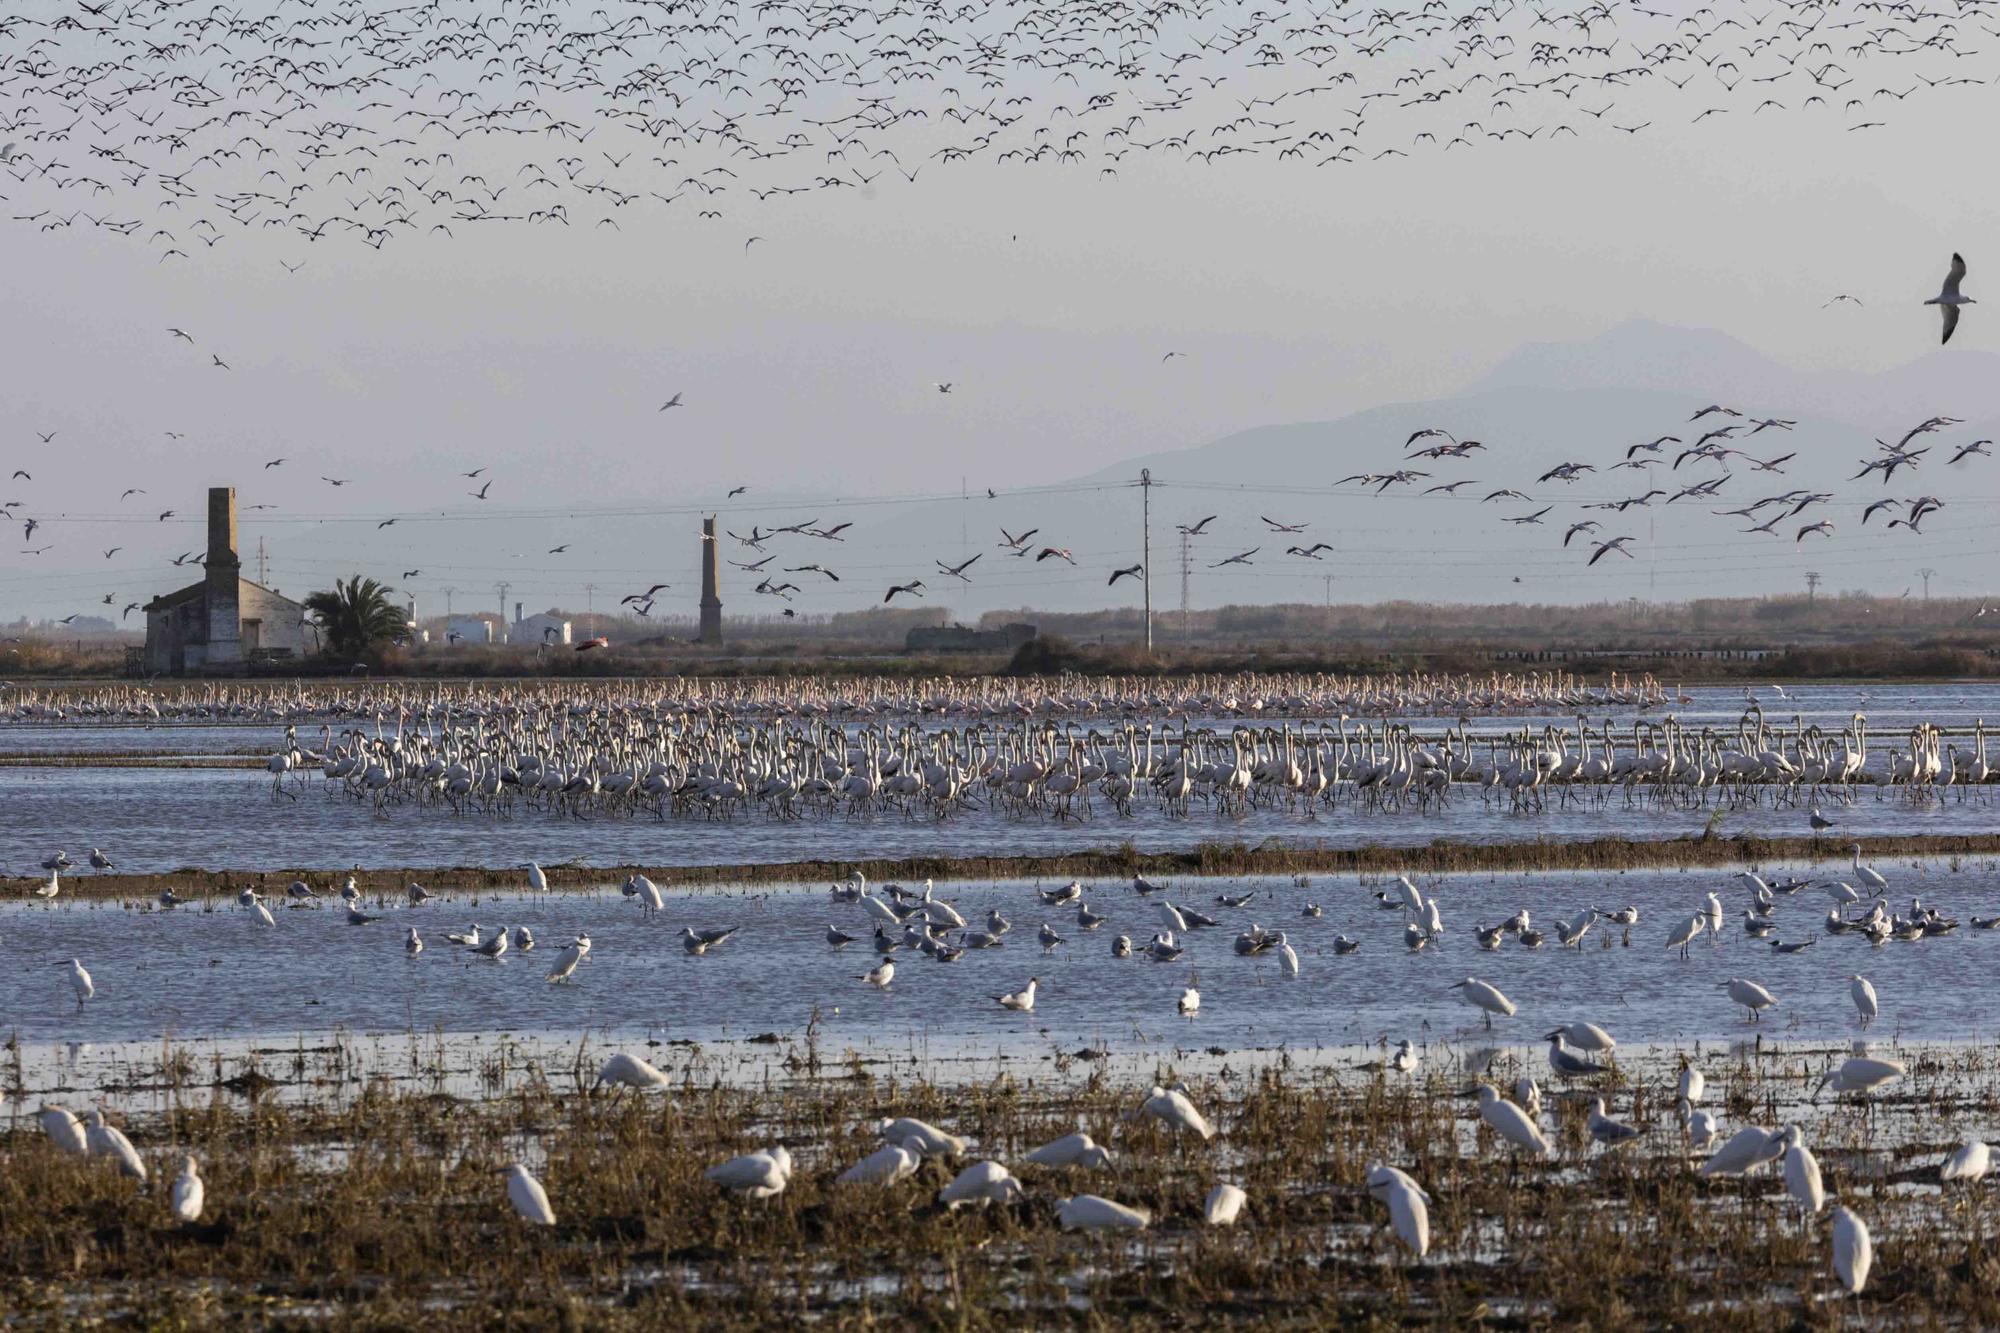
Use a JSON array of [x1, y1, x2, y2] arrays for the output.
[[303, 576, 407, 658]]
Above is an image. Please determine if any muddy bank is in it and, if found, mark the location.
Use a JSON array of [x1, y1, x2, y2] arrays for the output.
[[9, 831, 1998, 901]]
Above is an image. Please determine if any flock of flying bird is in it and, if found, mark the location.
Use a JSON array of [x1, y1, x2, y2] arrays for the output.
[[1, 0, 1996, 258]]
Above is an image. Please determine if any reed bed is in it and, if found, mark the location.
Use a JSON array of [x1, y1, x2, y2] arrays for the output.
[[12, 832, 2000, 904], [5, 1035, 1998, 1328]]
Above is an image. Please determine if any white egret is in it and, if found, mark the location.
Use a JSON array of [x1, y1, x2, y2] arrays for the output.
[[878, 1118, 967, 1158], [1849, 975, 1878, 1028], [1560, 1022, 1616, 1054], [1780, 1127, 1825, 1216], [61, 958, 93, 1006], [1204, 1183, 1248, 1226], [996, 978, 1038, 1011], [84, 1109, 146, 1180], [1137, 1084, 1215, 1140], [595, 1053, 672, 1091], [527, 862, 549, 892], [1515, 1077, 1542, 1121], [1475, 1084, 1550, 1157], [37, 1106, 88, 1156], [546, 933, 592, 983], [1816, 1054, 1905, 1100], [1677, 1057, 1706, 1106], [1849, 844, 1888, 891], [837, 1142, 920, 1186], [1276, 931, 1300, 977], [1700, 1126, 1782, 1176], [254, 899, 276, 928], [938, 1161, 1024, 1208], [1024, 1132, 1114, 1170], [1368, 1168, 1430, 1258], [500, 1163, 556, 1225], [171, 1156, 205, 1222], [1831, 1206, 1873, 1294], [1681, 1100, 1721, 1151], [1941, 1139, 1991, 1184], [1449, 978, 1516, 1028], [1721, 979, 1779, 1022], [1057, 1195, 1151, 1230], [705, 1146, 792, 1198], [1704, 891, 1724, 935], [631, 874, 665, 915], [1665, 912, 1705, 958]]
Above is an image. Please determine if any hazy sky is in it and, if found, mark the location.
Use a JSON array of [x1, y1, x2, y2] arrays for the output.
[[1, 0, 1993, 624]]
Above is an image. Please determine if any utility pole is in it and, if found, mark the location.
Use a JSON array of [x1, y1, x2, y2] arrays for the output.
[[1178, 531, 1191, 621], [256, 536, 267, 585], [1324, 574, 1332, 608], [584, 581, 596, 635], [1919, 567, 1936, 601], [443, 586, 456, 619], [1805, 571, 1821, 604], [1140, 469, 1152, 654]]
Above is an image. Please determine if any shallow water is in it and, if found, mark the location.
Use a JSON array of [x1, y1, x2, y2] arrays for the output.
[[6, 863, 1997, 1049]]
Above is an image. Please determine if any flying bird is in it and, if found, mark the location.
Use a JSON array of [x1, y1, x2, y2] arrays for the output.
[[1925, 253, 1973, 344]]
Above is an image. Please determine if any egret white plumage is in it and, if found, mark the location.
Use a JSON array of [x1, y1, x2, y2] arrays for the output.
[[705, 1146, 793, 1198], [837, 1142, 920, 1186], [1475, 1084, 1551, 1157], [1368, 1166, 1430, 1257], [1057, 1194, 1151, 1230], [1941, 1139, 1991, 1184], [526, 861, 549, 892], [171, 1156, 205, 1222], [1204, 1183, 1248, 1225], [84, 1108, 146, 1179], [595, 1052, 672, 1091], [61, 958, 93, 1006], [878, 1118, 966, 1158], [1449, 977, 1516, 1028], [1849, 975, 1878, 1028], [1700, 1126, 1782, 1176], [1137, 1084, 1215, 1140], [938, 1161, 1023, 1208], [1831, 1206, 1873, 1294], [1780, 1126, 1825, 1216], [1024, 1132, 1114, 1170], [1849, 844, 1888, 891], [1665, 913, 1705, 958], [546, 933, 592, 983], [1816, 1054, 1905, 1100], [1721, 978, 1778, 1022], [37, 1106, 88, 1156], [500, 1163, 556, 1224]]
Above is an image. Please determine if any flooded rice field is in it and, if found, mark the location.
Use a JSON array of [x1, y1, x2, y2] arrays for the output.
[[6, 676, 2000, 1326], [6, 864, 2000, 1049]]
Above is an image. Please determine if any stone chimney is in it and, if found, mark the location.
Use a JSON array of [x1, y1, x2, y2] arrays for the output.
[[204, 486, 242, 667], [698, 516, 722, 644]]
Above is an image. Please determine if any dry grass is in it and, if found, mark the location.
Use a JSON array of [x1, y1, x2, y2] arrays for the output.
[[4, 1037, 1998, 1328], [11, 832, 2000, 905]]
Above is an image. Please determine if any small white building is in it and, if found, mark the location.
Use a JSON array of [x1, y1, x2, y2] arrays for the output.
[[445, 617, 495, 645], [141, 488, 308, 675], [511, 607, 571, 646]]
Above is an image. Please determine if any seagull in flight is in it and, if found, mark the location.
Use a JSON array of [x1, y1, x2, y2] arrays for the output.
[[1925, 253, 1973, 344]]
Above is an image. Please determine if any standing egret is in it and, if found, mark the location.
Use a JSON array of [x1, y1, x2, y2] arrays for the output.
[[37, 1106, 88, 1156], [1137, 1084, 1215, 1140], [500, 1163, 556, 1225], [938, 1161, 1024, 1208], [546, 934, 592, 983], [171, 1156, 205, 1222], [1849, 975, 1878, 1028], [594, 1053, 672, 1091], [1204, 1183, 1248, 1225], [1849, 844, 1888, 891], [1704, 891, 1724, 936], [1721, 979, 1779, 1022], [1057, 1195, 1151, 1230], [1475, 1084, 1551, 1157], [527, 862, 549, 892], [1817, 1054, 1905, 1100], [1367, 1165, 1430, 1257], [705, 1146, 793, 1198], [1275, 931, 1300, 977], [1678, 1057, 1706, 1106], [1700, 1126, 1782, 1176], [253, 898, 276, 928], [1831, 1206, 1873, 1294], [1025, 1132, 1114, 1169], [1449, 978, 1516, 1028], [837, 1142, 920, 1187], [877, 1118, 967, 1158], [1682, 1100, 1721, 1151], [1561, 1022, 1617, 1054], [84, 1109, 146, 1180], [1780, 1127, 1825, 1216], [1666, 913, 1705, 958], [61, 958, 93, 1006], [1941, 1139, 1991, 1184]]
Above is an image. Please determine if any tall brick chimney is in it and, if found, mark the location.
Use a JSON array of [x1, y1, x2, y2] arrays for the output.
[[698, 516, 722, 644], [204, 486, 243, 668]]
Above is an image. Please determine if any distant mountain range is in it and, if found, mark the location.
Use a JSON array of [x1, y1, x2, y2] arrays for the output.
[[724, 321, 1999, 616]]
